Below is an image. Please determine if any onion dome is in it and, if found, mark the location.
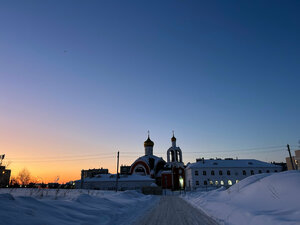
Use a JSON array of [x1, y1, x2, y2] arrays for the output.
[[144, 136, 154, 147], [171, 134, 176, 142]]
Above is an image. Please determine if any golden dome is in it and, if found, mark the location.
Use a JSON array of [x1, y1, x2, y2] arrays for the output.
[[144, 137, 154, 147], [171, 136, 176, 142]]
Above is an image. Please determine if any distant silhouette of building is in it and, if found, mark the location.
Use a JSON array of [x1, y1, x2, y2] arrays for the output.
[[120, 165, 131, 175], [0, 166, 11, 187], [81, 168, 109, 179]]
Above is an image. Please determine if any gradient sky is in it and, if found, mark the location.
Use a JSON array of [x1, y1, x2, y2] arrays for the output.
[[0, 1, 300, 183]]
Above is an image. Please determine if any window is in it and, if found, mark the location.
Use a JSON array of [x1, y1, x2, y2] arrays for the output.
[[211, 170, 215, 176], [227, 170, 231, 175], [204, 181, 207, 185], [258, 170, 262, 174], [220, 180, 224, 185], [215, 180, 219, 185], [209, 180, 213, 185], [195, 170, 198, 176], [251, 170, 254, 175], [228, 180, 232, 185], [203, 170, 207, 176], [134, 167, 146, 175], [243, 170, 246, 175], [196, 181, 199, 186], [274, 170, 278, 172], [236, 180, 239, 183], [266, 170, 270, 173], [219, 170, 223, 175]]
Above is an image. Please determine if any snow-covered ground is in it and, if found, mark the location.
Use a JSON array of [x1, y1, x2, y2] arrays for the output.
[[0, 188, 159, 225], [183, 170, 300, 225]]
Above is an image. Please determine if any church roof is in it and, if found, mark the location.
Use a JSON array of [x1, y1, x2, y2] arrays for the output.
[[131, 154, 166, 172], [144, 137, 154, 147], [171, 135, 176, 142]]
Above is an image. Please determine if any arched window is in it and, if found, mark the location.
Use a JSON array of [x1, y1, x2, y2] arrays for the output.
[[219, 170, 223, 175], [196, 181, 199, 186], [209, 180, 213, 185], [236, 180, 239, 183], [251, 170, 254, 175], [220, 180, 224, 185], [274, 170, 278, 172], [228, 180, 232, 186], [195, 170, 198, 176], [258, 170, 262, 174], [134, 166, 146, 175], [204, 181, 207, 185], [227, 170, 231, 175], [266, 170, 270, 173], [203, 171, 207, 176], [215, 180, 219, 185], [243, 170, 246, 175], [211, 170, 215, 176]]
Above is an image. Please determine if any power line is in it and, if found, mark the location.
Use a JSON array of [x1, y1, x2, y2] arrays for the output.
[[6, 153, 116, 161], [3, 144, 288, 163], [6, 155, 115, 163]]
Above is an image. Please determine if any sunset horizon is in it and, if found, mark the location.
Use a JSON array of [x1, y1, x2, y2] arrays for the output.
[[1, 1, 299, 184]]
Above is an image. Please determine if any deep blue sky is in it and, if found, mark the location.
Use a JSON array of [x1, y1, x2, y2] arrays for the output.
[[0, 1, 300, 179]]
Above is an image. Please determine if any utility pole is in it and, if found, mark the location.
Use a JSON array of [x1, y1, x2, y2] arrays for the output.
[[287, 144, 295, 170], [116, 151, 119, 192]]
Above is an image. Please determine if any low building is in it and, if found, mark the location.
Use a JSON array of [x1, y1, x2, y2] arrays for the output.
[[185, 158, 282, 190], [81, 168, 109, 179], [120, 165, 131, 175], [0, 166, 11, 188], [286, 150, 300, 170], [76, 174, 155, 190]]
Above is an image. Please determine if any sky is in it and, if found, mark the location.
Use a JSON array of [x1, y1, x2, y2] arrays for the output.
[[0, 0, 300, 183]]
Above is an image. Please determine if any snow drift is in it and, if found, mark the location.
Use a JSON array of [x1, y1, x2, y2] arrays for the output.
[[184, 170, 300, 225], [0, 189, 159, 225]]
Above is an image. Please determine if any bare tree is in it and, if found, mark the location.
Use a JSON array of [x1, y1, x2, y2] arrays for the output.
[[10, 176, 19, 186], [18, 168, 31, 186]]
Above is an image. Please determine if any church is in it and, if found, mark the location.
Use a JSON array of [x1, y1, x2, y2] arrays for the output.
[[77, 133, 283, 191], [130, 133, 185, 190]]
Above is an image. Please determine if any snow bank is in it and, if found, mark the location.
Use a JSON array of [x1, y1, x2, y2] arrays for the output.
[[184, 171, 300, 225], [0, 189, 159, 225]]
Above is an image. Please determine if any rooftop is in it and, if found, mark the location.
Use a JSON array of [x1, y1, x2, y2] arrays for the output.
[[186, 159, 282, 169]]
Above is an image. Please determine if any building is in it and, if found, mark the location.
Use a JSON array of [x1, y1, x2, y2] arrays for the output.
[[129, 134, 166, 185], [286, 150, 300, 170], [0, 166, 11, 188], [185, 158, 282, 190], [81, 168, 109, 179], [120, 165, 131, 175], [75, 174, 155, 190], [161, 134, 185, 190]]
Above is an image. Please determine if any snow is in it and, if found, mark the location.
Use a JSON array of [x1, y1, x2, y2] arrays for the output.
[[0, 188, 159, 225], [183, 170, 300, 225], [186, 159, 282, 168], [82, 174, 155, 182]]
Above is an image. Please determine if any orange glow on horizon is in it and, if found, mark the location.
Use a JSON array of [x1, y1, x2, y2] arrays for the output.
[[7, 156, 136, 184]]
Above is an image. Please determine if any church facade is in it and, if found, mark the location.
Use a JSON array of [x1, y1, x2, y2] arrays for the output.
[[130, 133, 185, 190]]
